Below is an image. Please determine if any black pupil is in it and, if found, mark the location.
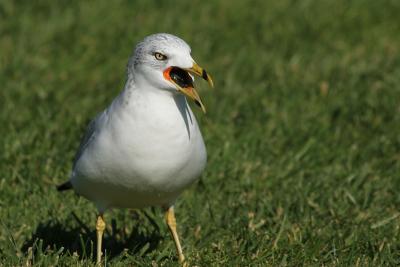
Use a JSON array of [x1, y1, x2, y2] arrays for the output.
[[170, 67, 193, 88]]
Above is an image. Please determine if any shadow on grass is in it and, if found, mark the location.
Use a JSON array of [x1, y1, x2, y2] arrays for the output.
[[22, 211, 163, 261]]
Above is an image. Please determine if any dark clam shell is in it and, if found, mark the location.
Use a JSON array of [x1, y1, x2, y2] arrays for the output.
[[170, 67, 193, 88]]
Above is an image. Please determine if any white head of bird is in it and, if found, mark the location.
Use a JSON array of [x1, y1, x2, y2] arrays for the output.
[[127, 33, 213, 113]]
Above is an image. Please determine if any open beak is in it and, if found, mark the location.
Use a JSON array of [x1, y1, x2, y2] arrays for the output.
[[184, 63, 214, 88], [163, 62, 214, 113]]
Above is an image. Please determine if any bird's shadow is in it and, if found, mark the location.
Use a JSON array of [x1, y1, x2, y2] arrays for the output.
[[22, 210, 163, 261]]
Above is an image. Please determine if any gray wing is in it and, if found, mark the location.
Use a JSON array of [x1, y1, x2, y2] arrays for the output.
[[72, 112, 104, 169], [57, 113, 102, 191]]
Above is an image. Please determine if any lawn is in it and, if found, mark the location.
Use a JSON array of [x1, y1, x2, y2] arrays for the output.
[[1, 0, 400, 266]]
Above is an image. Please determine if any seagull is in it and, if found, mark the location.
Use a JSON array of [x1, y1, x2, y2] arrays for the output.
[[57, 33, 214, 265]]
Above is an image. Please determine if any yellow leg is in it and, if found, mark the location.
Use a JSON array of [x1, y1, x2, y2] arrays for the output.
[[165, 206, 187, 266], [96, 214, 106, 265]]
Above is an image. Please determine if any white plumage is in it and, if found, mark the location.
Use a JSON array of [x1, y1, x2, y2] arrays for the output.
[[71, 79, 207, 211], [58, 33, 214, 265]]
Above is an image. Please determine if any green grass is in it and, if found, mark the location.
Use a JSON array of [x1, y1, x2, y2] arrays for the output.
[[1, 0, 400, 266]]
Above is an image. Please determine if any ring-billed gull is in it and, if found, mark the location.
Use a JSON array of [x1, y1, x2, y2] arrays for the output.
[[57, 33, 214, 265]]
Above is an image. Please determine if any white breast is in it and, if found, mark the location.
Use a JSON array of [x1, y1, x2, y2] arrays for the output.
[[71, 86, 207, 211]]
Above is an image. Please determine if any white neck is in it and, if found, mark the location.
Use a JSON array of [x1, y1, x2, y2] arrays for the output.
[[117, 73, 195, 139]]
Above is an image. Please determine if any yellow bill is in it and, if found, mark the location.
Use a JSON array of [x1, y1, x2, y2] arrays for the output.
[[163, 62, 214, 113]]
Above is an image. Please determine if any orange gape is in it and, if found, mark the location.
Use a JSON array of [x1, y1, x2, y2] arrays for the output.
[[163, 67, 172, 81]]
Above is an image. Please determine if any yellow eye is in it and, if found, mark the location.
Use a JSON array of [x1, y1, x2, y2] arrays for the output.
[[154, 52, 167, 61]]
